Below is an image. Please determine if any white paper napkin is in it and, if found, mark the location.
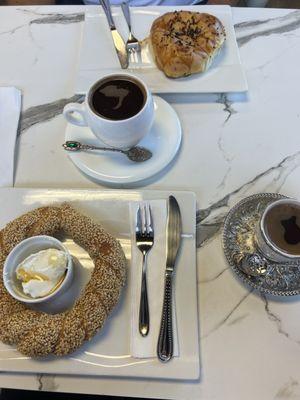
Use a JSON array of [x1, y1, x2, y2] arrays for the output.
[[0, 87, 21, 187], [130, 200, 179, 359]]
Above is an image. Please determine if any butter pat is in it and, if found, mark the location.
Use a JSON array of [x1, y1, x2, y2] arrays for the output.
[[22, 280, 57, 298], [16, 248, 67, 298]]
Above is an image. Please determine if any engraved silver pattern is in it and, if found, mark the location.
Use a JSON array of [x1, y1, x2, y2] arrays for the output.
[[223, 193, 300, 296]]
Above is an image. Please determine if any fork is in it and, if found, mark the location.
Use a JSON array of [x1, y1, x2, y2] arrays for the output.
[[136, 203, 154, 337], [121, 2, 141, 54]]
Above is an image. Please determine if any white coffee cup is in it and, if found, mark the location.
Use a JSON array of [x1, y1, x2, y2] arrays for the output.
[[63, 73, 154, 149]]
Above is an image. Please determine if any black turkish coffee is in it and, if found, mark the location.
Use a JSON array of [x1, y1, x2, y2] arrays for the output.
[[264, 202, 300, 255], [89, 77, 146, 121]]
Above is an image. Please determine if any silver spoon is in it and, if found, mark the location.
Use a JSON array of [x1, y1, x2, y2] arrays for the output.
[[62, 141, 152, 163]]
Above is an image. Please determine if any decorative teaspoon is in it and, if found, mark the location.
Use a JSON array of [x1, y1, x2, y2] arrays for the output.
[[62, 141, 152, 163]]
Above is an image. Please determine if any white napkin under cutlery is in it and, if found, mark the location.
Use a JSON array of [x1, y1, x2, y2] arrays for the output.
[[0, 87, 22, 187], [130, 200, 179, 359]]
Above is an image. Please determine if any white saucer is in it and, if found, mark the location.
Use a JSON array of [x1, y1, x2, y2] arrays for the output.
[[65, 96, 182, 186]]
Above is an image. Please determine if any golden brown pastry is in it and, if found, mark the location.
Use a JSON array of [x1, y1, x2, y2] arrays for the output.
[[0, 204, 127, 357], [150, 11, 226, 78]]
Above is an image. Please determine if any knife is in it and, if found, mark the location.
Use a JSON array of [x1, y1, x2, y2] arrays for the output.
[[100, 0, 128, 69], [157, 196, 182, 362]]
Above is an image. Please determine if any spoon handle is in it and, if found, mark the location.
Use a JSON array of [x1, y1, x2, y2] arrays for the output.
[[82, 144, 122, 153], [63, 141, 122, 153]]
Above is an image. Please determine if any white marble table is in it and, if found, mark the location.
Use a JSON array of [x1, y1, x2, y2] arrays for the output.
[[1, 4, 300, 399]]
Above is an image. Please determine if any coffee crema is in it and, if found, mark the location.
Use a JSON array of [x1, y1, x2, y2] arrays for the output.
[[90, 78, 145, 121], [264, 203, 300, 255]]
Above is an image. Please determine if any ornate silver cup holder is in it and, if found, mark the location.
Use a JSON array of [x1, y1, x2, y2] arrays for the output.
[[223, 193, 300, 296]]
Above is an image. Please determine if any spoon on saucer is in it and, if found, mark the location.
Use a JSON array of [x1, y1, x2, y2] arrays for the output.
[[62, 141, 152, 163]]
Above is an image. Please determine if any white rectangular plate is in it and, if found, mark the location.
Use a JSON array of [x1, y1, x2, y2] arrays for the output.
[[76, 5, 247, 94], [0, 188, 199, 380]]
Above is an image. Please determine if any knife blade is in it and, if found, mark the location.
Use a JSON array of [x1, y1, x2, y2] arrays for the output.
[[166, 196, 182, 272], [100, 0, 128, 69], [157, 196, 182, 362]]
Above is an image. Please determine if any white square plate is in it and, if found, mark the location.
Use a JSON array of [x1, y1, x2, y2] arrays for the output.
[[76, 5, 247, 94], [0, 188, 199, 380]]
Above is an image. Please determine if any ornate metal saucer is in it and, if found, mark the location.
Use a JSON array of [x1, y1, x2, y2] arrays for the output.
[[223, 193, 300, 296]]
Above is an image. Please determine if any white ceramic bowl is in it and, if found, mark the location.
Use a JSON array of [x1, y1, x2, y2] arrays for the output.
[[3, 235, 73, 304]]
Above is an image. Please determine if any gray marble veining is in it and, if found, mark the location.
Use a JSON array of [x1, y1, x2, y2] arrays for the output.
[[216, 126, 234, 192], [235, 10, 300, 47], [30, 13, 84, 26], [202, 289, 253, 339], [0, 24, 27, 36], [37, 374, 58, 392], [216, 93, 237, 124], [196, 222, 222, 249], [261, 294, 290, 339], [196, 151, 300, 248], [275, 378, 299, 399], [198, 266, 229, 284], [19, 94, 84, 135], [0, 12, 84, 36], [227, 313, 249, 326]]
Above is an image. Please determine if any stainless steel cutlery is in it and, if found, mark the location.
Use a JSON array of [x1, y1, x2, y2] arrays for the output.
[[100, 0, 140, 69], [62, 141, 152, 163], [121, 2, 141, 55], [157, 196, 182, 362], [100, 0, 128, 69], [135, 204, 154, 337], [135, 197, 182, 362]]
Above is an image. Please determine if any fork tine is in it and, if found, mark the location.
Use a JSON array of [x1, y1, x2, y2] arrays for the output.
[[142, 204, 146, 234], [149, 204, 153, 233], [133, 48, 139, 62], [129, 50, 134, 63], [128, 48, 136, 64], [145, 203, 149, 234], [145, 204, 153, 233], [136, 205, 142, 233]]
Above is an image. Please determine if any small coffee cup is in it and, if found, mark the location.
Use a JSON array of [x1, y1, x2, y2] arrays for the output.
[[63, 73, 154, 149], [256, 198, 300, 262]]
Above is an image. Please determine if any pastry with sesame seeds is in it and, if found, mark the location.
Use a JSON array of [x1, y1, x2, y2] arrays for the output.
[[0, 309, 47, 345], [0, 204, 126, 357], [76, 291, 107, 340], [17, 314, 65, 357], [150, 11, 226, 78], [54, 307, 86, 356]]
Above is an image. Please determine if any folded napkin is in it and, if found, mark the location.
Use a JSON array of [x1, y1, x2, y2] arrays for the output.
[[130, 200, 179, 359], [0, 87, 21, 187]]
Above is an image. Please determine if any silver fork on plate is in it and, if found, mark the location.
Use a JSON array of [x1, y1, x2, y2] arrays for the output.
[[121, 2, 141, 54], [136, 204, 154, 337]]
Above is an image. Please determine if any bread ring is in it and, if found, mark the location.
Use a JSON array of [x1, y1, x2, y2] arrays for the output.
[[0, 204, 126, 357], [150, 11, 226, 78]]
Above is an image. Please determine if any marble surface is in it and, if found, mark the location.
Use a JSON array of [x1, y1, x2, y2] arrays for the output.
[[1, 4, 300, 399]]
